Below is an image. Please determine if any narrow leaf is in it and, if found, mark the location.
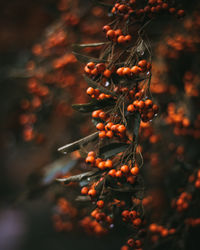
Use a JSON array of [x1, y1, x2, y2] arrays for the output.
[[99, 143, 129, 159], [58, 132, 99, 154]]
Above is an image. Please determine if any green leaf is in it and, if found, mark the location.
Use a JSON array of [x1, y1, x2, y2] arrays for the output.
[[99, 143, 129, 159]]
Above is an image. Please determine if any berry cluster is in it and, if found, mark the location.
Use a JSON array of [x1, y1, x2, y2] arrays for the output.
[[103, 25, 132, 44]]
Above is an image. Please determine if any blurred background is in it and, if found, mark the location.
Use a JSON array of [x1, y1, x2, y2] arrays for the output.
[[0, 0, 200, 250]]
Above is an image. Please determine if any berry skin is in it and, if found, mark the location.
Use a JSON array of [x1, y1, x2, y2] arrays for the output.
[[96, 123, 105, 131], [97, 200, 104, 208], [88, 189, 97, 197], [131, 166, 139, 175], [86, 87, 95, 95], [121, 165, 129, 173], [127, 104, 135, 112], [133, 218, 142, 226], [102, 25, 111, 33], [131, 66, 142, 75], [108, 169, 116, 177], [103, 69, 112, 78], [118, 125, 126, 133], [125, 35, 132, 43], [99, 130, 106, 139], [105, 159, 113, 168], [138, 59, 147, 68], [81, 187, 89, 195], [117, 35, 126, 44], [116, 170, 123, 178]]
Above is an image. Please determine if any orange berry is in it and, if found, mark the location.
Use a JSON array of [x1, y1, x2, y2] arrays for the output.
[[131, 66, 142, 75], [127, 104, 135, 112], [105, 122, 114, 130], [91, 68, 98, 76], [85, 156, 95, 164], [92, 110, 101, 118], [97, 200, 104, 208], [99, 130, 106, 139], [116, 67, 123, 76], [123, 67, 131, 76], [115, 29, 122, 37], [88, 151, 96, 157], [108, 169, 116, 177], [106, 29, 115, 39], [95, 158, 102, 167], [96, 123, 105, 130], [117, 35, 126, 44], [121, 165, 129, 173], [81, 186, 89, 195], [99, 93, 106, 100], [129, 210, 137, 219], [99, 111, 107, 120], [103, 69, 112, 78], [87, 62, 95, 70], [96, 63, 106, 73], [127, 176, 135, 184], [127, 238, 134, 247], [105, 159, 113, 168], [106, 130, 114, 138], [88, 189, 97, 197], [125, 35, 132, 43], [145, 99, 153, 108], [102, 25, 111, 33], [133, 218, 142, 226], [138, 59, 147, 68], [98, 161, 106, 170], [152, 104, 159, 113], [86, 87, 95, 95], [118, 125, 126, 133], [118, 4, 128, 13], [131, 166, 139, 175], [116, 170, 123, 178], [84, 65, 91, 74], [137, 100, 145, 109]]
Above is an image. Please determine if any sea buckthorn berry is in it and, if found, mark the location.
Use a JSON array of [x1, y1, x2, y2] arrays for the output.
[[98, 161, 106, 170], [118, 125, 126, 133], [177, 9, 185, 18], [123, 67, 131, 76], [106, 130, 114, 138], [162, 3, 168, 10], [133, 100, 139, 108], [135, 239, 142, 248], [138, 59, 147, 68], [138, 100, 145, 109], [121, 165, 130, 174], [152, 104, 159, 113], [81, 186, 89, 195], [97, 200, 104, 208], [108, 169, 116, 177], [88, 151, 96, 157], [116, 170, 123, 178], [169, 7, 176, 14], [125, 35, 132, 43], [99, 111, 107, 120], [145, 99, 153, 108], [115, 29, 122, 37], [118, 4, 128, 13], [102, 25, 111, 33], [117, 35, 126, 44], [161, 229, 169, 237], [127, 238, 134, 247], [148, 0, 156, 4], [99, 93, 106, 100], [103, 69, 112, 78], [94, 89, 100, 97], [131, 66, 142, 75], [99, 130, 106, 139], [131, 166, 139, 175], [116, 67, 124, 76], [96, 123, 105, 131], [149, 223, 158, 232], [121, 245, 129, 250], [105, 122, 114, 130], [122, 210, 129, 218], [88, 189, 97, 197], [106, 30, 115, 39], [105, 159, 113, 168], [129, 210, 137, 219], [96, 63, 106, 73], [92, 110, 101, 118], [133, 218, 142, 227], [84, 65, 91, 74], [127, 176, 135, 184], [195, 179, 200, 188], [127, 104, 135, 112], [87, 62, 95, 70], [85, 156, 95, 164], [86, 87, 95, 95], [95, 158, 102, 167], [91, 68, 98, 76]]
